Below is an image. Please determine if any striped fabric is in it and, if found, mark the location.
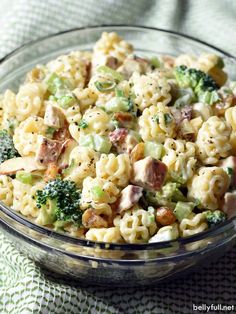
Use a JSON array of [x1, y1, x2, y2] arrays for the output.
[[0, 0, 236, 313]]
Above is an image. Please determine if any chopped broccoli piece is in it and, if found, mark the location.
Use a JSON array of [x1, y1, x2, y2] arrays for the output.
[[174, 65, 219, 104], [205, 210, 227, 227], [145, 182, 186, 208], [36, 179, 82, 226], [174, 88, 196, 108], [0, 129, 19, 164]]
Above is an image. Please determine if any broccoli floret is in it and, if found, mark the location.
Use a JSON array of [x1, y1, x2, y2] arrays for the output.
[[174, 65, 218, 91], [36, 179, 82, 225], [145, 182, 186, 208], [0, 129, 19, 164], [174, 65, 219, 104], [205, 210, 227, 227]]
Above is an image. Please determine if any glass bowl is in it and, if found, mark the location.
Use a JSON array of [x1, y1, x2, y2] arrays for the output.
[[1, 25, 236, 286]]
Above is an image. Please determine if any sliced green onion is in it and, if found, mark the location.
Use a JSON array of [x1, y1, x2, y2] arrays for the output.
[[91, 186, 104, 199], [16, 171, 33, 185], [115, 89, 124, 97], [78, 119, 88, 129], [94, 81, 116, 92], [97, 65, 124, 82], [58, 95, 76, 109]]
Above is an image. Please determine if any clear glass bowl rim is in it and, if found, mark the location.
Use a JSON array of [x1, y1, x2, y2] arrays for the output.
[[0, 24, 236, 252]]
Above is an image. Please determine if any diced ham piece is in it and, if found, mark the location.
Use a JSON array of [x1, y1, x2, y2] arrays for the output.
[[220, 156, 236, 188], [221, 192, 236, 219], [131, 156, 167, 191], [82, 208, 108, 228], [35, 137, 64, 166], [44, 105, 65, 128], [0, 156, 45, 175], [116, 185, 143, 213], [109, 128, 138, 154]]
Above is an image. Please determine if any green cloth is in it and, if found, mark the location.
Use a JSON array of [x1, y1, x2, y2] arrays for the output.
[[1, 0, 236, 313]]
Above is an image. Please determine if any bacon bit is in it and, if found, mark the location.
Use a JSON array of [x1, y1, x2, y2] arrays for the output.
[[35, 137, 64, 166], [44, 163, 59, 182], [130, 142, 144, 163], [106, 56, 120, 70], [53, 122, 71, 141], [109, 128, 128, 144], [84, 61, 92, 86], [113, 112, 133, 127], [156, 207, 176, 225], [82, 208, 108, 228]]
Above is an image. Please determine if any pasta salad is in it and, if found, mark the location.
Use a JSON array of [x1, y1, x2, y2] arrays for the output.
[[0, 31, 236, 244]]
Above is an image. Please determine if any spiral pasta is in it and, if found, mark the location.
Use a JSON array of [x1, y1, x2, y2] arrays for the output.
[[196, 116, 232, 165], [85, 227, 123, 243], [225, 106, 236, 153], [162, 139, 197, 182], [114, 208, 157, 244], [92, 32, 133, 68], [81, 177, 119, 208], [130, 72, 171, 111], [80, 107, 111, 136], [179, 213, 208, 237], [64, 146, 99, 186], [96, 153, 131, 188], [188, 167, 230, 210], [12, 179, 45, 218], [73, 87, 98, 113], [13, 116, 47, 156], [139, 104, 176, 143], [0, 175, 13, 206], [1, 31, 235, 245], [46, 51, 91, 89]]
